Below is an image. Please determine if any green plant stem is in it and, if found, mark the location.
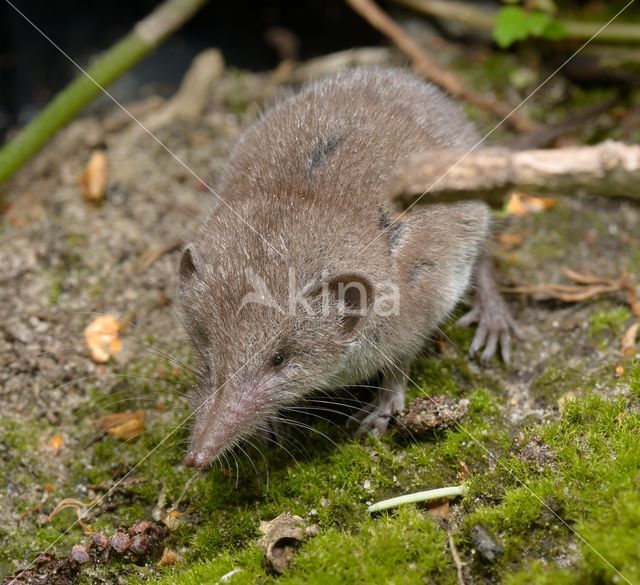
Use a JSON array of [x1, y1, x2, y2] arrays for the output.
[[0, 0, 209, 187], [393, 0, 640, 44], [367, 483, 467, 513]]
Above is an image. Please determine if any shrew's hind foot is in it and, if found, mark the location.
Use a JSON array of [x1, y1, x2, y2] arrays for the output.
[[456, 254, 521, 364]]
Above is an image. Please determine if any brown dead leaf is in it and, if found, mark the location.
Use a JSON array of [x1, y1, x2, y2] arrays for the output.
[[506, 192, 556, 217], [497, 231, 526, 250], [96, 409, 145, 441], [48, 434, 64, 455], [425, 499, 450, 519], [80, 150, 109, 205], [158, 547, 178, 566], [162, 510, 183, 531], [258, 512, 317, 574], [84, 315, 123, 363], [621, 323, 640, 357]]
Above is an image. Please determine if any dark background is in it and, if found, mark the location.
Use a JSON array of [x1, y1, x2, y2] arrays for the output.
[[0, 0, 382, 141]]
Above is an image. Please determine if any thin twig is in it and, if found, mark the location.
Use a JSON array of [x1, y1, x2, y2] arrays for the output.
[[448, 532, 466, 585], [345, 0, 538, 133]]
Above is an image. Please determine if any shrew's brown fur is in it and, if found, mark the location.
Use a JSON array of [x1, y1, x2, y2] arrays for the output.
[[178, 68, 494, 468]]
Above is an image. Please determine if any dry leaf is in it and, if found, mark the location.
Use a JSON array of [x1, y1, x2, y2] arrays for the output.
[[48, 434, 64, 455], [158, 547, 178, 566], [162, 510, 183, 531], [506, 192, 556, 216], [457, 461, 470, 484], [80, 150, 109, 204], [497, 231, 526, 250], [425, 499, 450, 519], [621, 323, 640, 357], [96, 409, 145, 441], [615, 365, 625, 378], [84, 315, 123, 363]]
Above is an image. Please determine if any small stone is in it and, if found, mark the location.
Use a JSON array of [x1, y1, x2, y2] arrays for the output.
[[471, 525, 502, 563]]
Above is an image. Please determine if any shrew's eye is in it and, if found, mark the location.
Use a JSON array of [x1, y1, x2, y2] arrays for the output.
[[271, 352, 285, 367]]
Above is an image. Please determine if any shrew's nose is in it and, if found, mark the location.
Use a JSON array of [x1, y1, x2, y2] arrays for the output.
[[184, 449, 211, 469]]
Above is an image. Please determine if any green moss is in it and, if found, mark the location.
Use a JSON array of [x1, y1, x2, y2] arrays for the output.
[[588, 306, 632, 338], [4, 350, 640, 584], [48, 271, 64, 305], [462, 393, 640, 583], [285, 508, 455, 584], [530, 364, 584, 405]]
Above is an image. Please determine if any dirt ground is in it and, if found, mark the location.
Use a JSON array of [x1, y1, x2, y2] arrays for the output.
[[1, 50, 639, 584]]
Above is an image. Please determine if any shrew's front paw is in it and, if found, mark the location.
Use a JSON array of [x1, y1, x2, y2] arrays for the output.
[[355, 382, 406, 438], [456, 295, 521, 364]]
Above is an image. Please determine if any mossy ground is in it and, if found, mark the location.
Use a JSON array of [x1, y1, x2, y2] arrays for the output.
[[2, 51, 640, 584], [2, 322, 639, 583]]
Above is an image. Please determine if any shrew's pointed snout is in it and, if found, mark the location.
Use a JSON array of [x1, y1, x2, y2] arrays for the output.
[[184, 427, 227, 469], [184, 449, 213, 469]]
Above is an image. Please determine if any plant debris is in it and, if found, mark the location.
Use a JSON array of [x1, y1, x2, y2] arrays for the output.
[[95, 409, 145, 441], [504, 268, 640, 313], [80, 149, 109, 205], [3, 521, 165, 584], [258, 512, 318, 574], [396, 396, 470, 433], [505, 193, 556, 216], [84, 314, 123, 363], [367, 484, 467, 513], [621, 322, 640, 357], [158, 548, 178, 567], [47, 497, 95, 534]]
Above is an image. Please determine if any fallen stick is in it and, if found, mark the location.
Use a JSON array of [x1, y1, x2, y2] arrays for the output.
[[0, 0, 209, 187], [391, 141, 640, 207], [392, 0, 640, 45], [345, 0, 538, 133]]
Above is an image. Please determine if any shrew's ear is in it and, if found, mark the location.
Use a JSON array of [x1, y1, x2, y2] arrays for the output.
[[323, 273, 375, 342], [179, 244, 200, 281]]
